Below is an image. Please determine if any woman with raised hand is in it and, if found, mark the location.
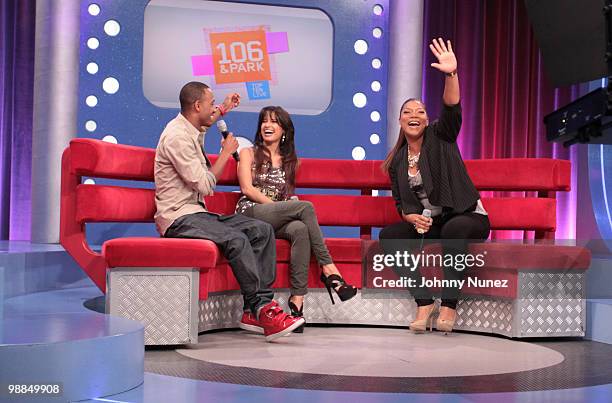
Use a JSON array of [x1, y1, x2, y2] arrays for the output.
[[380, 38, 490, 334], [236, 106, 357, 333]]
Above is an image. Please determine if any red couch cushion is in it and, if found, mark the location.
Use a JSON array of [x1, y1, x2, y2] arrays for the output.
[[104, 236, 363, 270], [465, 158, 570, 191], [77, 185, 155, 223], [468, 243, 591, 270], [420, 242, 590, 271], [103, 237, 219, 269], [415, 243, 591, 298], [203, 238, 364, 296], [204, 261, 364, 297], [70, 138, 155, 180]]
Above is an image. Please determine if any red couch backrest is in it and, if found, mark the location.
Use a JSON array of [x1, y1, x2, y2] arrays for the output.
[[68, 138, 570, 190], [66, 138, 570, 233]]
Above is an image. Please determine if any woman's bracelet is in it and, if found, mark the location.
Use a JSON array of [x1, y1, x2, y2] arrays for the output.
[[446, 70, 457, 78]]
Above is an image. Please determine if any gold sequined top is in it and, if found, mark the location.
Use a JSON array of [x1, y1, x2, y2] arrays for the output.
[[235, 162, 289, 214]]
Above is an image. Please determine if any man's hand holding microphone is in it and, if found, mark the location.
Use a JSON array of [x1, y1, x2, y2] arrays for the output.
[[219, 127, 239, 160]]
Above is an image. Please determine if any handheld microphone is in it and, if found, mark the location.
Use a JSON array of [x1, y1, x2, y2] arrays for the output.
[[216, 119, 240, 161], [418, 208, 432, 251], [417, 209, 432, 235]]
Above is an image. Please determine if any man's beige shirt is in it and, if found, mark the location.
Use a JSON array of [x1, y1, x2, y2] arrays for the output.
[[154, 113, 217, 235]]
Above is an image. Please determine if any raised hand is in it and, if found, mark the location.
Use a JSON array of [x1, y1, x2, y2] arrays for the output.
[[429, 38, 457, 74], [222, 92, 241, 113]]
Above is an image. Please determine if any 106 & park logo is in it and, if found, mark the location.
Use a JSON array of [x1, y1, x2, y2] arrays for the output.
[[191, 28, 289, 100]]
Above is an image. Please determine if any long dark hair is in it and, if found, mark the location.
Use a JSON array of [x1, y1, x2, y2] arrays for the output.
[[253, 106, 298, 192], [381, 98, 426, 172]]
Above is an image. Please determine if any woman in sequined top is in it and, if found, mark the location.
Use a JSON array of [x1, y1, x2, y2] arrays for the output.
[[236, 106, 357, 331]]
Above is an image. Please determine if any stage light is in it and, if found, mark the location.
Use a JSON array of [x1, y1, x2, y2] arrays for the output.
[[370, 133, 380, 144], [86, 62, 98, 74], [373, 4, 383, 16], [352, 146, 366, 160], [372, 27, 383, 39], [370, 110, 381, 122], [371, 58, 382, 69], [102, 77, 119, 94], [354, 39, 368, 55], [85, 95, 98, 107], [102, 135, 118, 144], [87, 37, 99, 50], [371, 81, 381, 92], [104, 20, 121, 37], [85, 120, 97, 132], [88, 3, 100, 16], [353, 92, 367, 108], [83, 179, 96, 185]]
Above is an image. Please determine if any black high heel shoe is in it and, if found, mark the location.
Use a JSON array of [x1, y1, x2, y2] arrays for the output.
[[288, 299, 305, 333], [320, 273, 357, 304]]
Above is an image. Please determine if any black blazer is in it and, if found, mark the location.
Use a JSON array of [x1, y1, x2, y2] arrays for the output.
[[388, 103, 480, 217]]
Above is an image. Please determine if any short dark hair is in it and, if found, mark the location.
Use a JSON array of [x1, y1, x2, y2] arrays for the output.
[[179, 81, 210, 112]]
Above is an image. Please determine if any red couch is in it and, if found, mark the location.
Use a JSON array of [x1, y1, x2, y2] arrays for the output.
[[60, 138, 590, 342]]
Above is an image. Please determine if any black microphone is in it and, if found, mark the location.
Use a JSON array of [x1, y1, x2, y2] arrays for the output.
[[216, 119, 240, 161]]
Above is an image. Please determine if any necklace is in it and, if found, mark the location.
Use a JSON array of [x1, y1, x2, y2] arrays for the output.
[[408, 150, 420, 169]]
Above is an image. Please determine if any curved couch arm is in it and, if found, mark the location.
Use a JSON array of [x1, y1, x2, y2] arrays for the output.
[[60, 147, 107, 292]]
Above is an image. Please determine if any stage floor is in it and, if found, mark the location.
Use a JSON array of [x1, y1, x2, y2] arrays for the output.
[[81, 372, 612, 403], [142, 326, 612, 395], [2, 241, 612, 402]]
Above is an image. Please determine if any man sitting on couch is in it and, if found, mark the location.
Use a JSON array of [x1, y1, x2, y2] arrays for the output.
[[154, 81, 304, 341]]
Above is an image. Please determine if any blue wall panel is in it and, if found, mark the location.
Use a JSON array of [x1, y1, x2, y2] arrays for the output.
[[78, 0, 390, 243]]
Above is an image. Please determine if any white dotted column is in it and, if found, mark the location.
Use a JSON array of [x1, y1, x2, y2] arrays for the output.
[[350, 3, 388, 161]]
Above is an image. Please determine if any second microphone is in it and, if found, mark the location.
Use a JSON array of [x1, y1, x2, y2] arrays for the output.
[[216, 119, 240, 162]]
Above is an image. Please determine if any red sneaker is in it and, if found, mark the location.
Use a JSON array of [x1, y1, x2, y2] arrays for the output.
[[258, 301, 305, 342], [239, 312, 263, 334]]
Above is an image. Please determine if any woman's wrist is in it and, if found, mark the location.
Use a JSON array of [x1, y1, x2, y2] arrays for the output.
[[215, 104, 227, 116]]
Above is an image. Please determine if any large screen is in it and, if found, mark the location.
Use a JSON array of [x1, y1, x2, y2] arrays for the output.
[[143, 0, 333, 115]]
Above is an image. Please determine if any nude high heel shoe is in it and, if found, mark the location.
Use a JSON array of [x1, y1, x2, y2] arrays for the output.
[[409, 303, 437, 333], [436, 307, 456, 334]]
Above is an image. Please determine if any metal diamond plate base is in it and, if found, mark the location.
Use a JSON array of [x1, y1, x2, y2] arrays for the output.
[[107, 268, 199, 345], [198, 290, 516, 334], [517, 271, 585, 337], [198, 289, 417, 332], [520, 272, 584, 299], [198, 271, 586, 339], [518, 298, 584, 336], [454, 298, 514, 336]]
